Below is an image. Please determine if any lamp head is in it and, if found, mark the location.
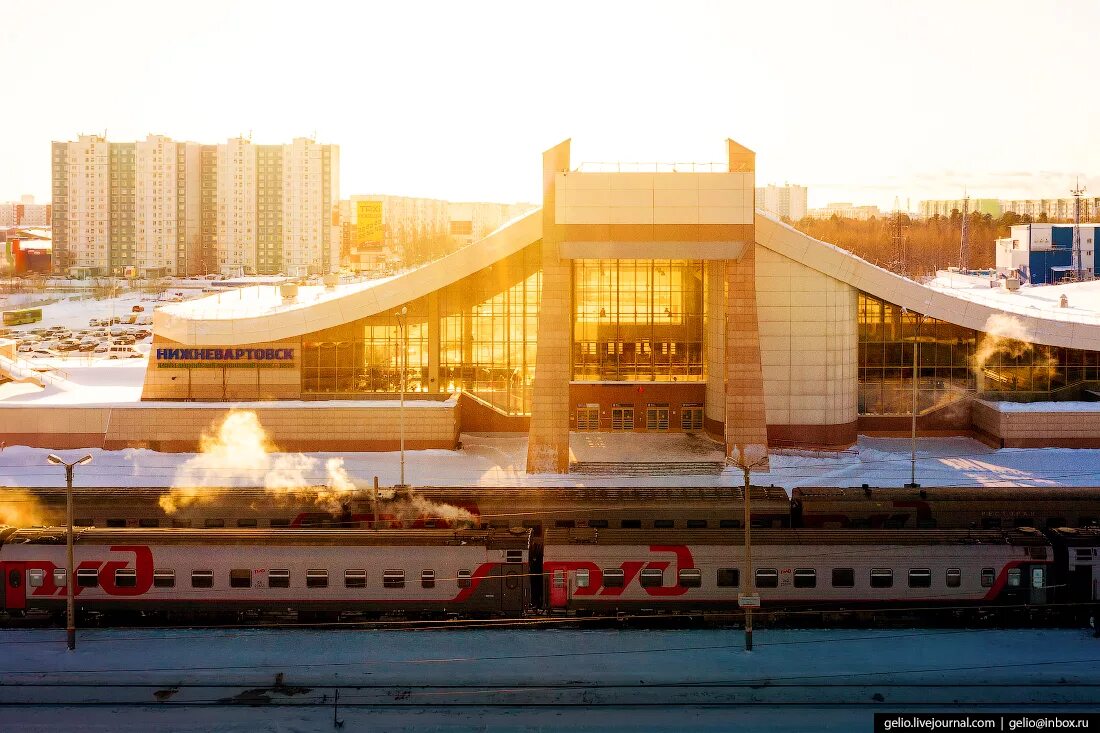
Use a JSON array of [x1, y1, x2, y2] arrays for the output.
[[400, 306, 407, 316], [47, 454, 63, 465], [77, 455, 93, 466]]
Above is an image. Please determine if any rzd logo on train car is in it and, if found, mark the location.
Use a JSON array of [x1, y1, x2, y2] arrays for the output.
[[545, 545, 695, 597], [25, 546, 153, 597]]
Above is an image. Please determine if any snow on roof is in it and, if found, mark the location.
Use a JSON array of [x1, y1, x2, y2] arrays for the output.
[[926, 270, 1100, 327]]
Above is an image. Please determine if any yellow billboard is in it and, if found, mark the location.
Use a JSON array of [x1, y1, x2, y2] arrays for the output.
[[356, 200, 384, 244]]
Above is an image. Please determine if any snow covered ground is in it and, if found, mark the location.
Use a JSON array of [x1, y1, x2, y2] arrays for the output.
[[4, 434, 1100, 490], [0, 627, 1096, 731]]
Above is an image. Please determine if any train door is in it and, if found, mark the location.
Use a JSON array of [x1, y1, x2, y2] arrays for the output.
[[1030, 564, 1048, 606], [497, 564, 525, 614], [549, 569, 568, 611], [3, 562, 27, 612]]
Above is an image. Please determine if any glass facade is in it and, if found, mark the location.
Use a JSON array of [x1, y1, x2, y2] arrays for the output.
[[859, 291, 1100, 415], [572, 259, 705, 381], [302, 307, 429, 396], [439, 246, 541, 414], [300, 244, 540, 415]]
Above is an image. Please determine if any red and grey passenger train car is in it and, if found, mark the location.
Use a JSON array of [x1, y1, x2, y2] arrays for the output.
[[0, 527, 531, 620], [541, 528, 1074, 619]]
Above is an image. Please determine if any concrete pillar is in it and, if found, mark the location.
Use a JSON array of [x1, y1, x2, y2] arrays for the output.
[[527, 140, 573, 473], [723, 140, 769, 466]]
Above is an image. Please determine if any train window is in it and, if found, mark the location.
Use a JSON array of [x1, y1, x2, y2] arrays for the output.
[[639, 569, 664, 588], [883, 518, 903, 529], [832, 568, 855, 588], [171, 519, 192, 528], [1013, 517, 1035, 529], [344, 570, 367, 589], [686, 520, 708, 529], [269, 518, 291, 528], [268, 569, 290, 588], [191, 570, 213, 589], [74, 518, 93, 527], [457, 569, 472, 588], [383, 570, 405, 589], [654, 520, 674, 529], [917, 518, 938, 529], [1007, 568, 1022, 587], [153, 570, 175, 588], [306, 570, 328, 589], [77, 568, 99, 588], [620, 520, 642, 529], [850, 519, 871, 529], [587, 519, 609, 529], [749, 519, 768, 529], [229, 569, 251, 589], [602, 568, 625, 588], [946, 568, 961, 588], [53, 569, 67, 587], [506, 550, 524, 564], [204, 518, 225, 529], [554, 520, 576, 529], [980, 518, 1001, 530], [115, 569, 137, 588], [980, 568, 995, 587], [138, 518, 159, 528], [421, 570, 436, 589], [793, 569, 816, 589], [236, 519, 258, 528], [755, 569, 778, 588], [717, 568, 740, 587], [719, 519, 741, 529], [27, 569, 44, 587], [106, 519, 126, 528], [870, 569, 893, 588], [907, 569, 931, 588], [1046, 517, 1067, 529], [678, 569, 702, 588], [575, 569, 590, 588], [1080, 517, 1099, 527]]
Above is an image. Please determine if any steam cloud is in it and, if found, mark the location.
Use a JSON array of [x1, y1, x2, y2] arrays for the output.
[[160, 411, 474, 527], [0, 489, 54, 528], [972, 313, 1056, 390]]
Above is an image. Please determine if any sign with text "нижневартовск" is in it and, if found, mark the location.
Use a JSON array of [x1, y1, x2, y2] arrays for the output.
[[155, 347, 297, 369]]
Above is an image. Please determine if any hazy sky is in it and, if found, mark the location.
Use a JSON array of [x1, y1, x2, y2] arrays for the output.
[[3, 0, 1098, 210]]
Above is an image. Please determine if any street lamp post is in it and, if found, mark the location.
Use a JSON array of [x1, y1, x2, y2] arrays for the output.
[[732, 448, 768, 652], [47, 453, 92, 651], [396, 306, 408, 488], [903, 309, 924, 488]]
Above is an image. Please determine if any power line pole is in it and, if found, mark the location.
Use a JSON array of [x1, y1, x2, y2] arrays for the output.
[[1072, 179, 1087, 281], [959, 194, 970, 272]]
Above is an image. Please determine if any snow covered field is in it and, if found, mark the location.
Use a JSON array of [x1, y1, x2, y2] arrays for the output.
[[1, 627, 1097, 731], [3, 434, 1100, 491]]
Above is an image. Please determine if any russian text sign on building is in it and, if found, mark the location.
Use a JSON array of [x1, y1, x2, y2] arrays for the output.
[[155, 347, 297, 369]]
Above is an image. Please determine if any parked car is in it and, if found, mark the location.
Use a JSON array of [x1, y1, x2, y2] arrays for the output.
[[132, 305, 145, 313], [106, 345, 142, 359], [77, 342, 98, 352]]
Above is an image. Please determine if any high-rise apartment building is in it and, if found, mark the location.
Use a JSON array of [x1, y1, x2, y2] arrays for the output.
[[52, 134, 201, 277], [52, 134, 339, 277], [0, 196, 51, 227], [755, 183, 808, 221]]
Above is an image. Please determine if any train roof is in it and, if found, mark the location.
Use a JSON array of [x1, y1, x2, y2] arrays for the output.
[[543, 527, 1050, 547], [0, 526, 532, 549], [793, 486, 1100, 501], [14, 485, 791, 505], [1047, 527, 1100, 545]]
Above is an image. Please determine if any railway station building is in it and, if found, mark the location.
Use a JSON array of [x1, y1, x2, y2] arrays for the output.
[[140, 139, 1100, 471]]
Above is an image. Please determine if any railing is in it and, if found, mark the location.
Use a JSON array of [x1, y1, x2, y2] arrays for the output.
[[575, 161, 727, 173]]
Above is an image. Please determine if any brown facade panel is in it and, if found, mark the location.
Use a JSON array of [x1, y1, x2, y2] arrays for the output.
[[568, 383, 706, 433], [767, 422, 858, 449]]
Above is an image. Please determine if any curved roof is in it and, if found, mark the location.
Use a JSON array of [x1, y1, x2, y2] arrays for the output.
[[155, 207, 1100, 351], [155, 209, 541, 345]]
